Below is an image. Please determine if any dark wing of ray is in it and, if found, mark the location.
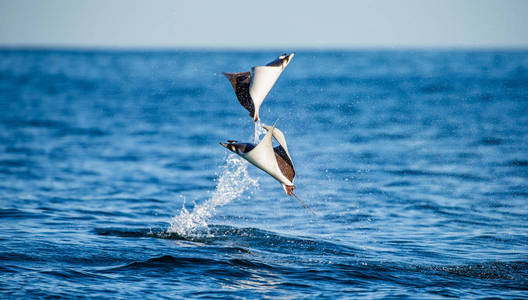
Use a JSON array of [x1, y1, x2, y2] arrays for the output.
[[236, 143, 256, 154], [266, 54, 287, 67], [222, 71, 255, 118], [274, 145, 295, 182]]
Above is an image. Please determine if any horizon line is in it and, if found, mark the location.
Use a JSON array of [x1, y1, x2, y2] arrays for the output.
[[1, 44, 528, 52]]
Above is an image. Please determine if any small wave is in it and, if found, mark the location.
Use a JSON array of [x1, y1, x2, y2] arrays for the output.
[[95, 224, 358, 258], [425, 261, 528, 281], [116, 255, 221, 270], [419, 83, 453, 94], [0, 159, 30, 167], [384, 180, 412, 187], [478, 137, 504, 146], [95, 226, 208, 241], [6, 119, 65, 129], [40, 269, 109, 281], [0, 208, 48, 219], [507, 159, 528, 167], [167, 155, 258, 237], [94, 227, 157, 238], [105, 254, 277, 277], [388, 169, 486, 181], [0, 252, 42, 263]]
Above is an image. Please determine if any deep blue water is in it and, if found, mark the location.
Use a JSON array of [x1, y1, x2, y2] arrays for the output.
[[0, 49, 527, 299]]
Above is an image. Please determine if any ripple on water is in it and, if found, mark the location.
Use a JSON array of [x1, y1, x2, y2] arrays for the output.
[[1, 50, 527, 298]]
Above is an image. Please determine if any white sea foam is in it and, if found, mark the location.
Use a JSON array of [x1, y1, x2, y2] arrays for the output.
[[167, 154, 258, 236]]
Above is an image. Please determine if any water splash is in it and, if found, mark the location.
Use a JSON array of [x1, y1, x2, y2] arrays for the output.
[[167, 154, 258, 236], [254, 119, 267, 143]]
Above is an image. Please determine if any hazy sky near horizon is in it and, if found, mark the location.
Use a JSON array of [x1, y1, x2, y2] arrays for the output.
[[1, 0, 527, 49]]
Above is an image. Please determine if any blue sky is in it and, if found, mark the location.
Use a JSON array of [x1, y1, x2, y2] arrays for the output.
[[1, 0, 527, 48]]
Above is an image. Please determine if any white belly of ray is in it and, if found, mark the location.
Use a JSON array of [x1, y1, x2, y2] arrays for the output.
[[240, 128, 293, 187], [249, 66, 284, 119]]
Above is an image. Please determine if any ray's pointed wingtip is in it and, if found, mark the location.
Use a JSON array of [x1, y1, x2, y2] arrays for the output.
[[286, 52, 295, 63]]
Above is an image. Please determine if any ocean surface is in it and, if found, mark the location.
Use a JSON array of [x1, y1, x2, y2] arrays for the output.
[[0, 49, 527, 299]]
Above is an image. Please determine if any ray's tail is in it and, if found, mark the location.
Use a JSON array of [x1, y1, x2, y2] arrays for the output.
[[291, 192, 316, 216]]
